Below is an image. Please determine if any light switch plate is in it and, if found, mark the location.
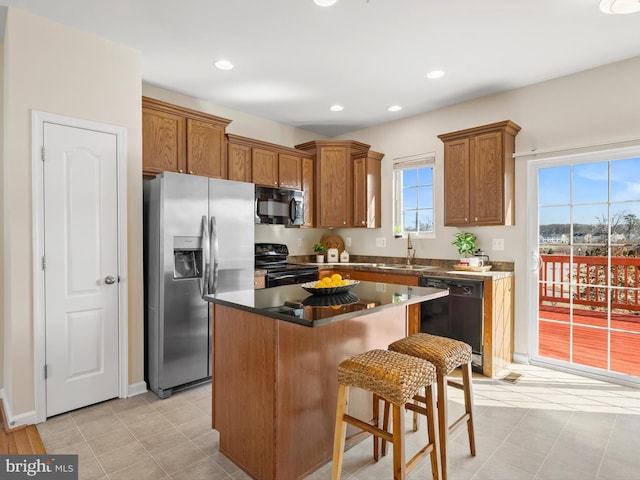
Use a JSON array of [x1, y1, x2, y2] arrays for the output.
[[376, 283, 387, 292], [376, 238, 386, 247], [492, 238, 505, 251], [297, 238, 302, 247], [345, 237, 352, 247]]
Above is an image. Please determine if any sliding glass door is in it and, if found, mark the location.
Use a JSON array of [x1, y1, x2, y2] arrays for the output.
[[530, 147, 640, 384]]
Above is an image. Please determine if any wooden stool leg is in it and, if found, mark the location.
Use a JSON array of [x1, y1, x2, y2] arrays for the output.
[[412, 388, 422, 432], [392, 404, 406, 480], [436, 374, 449, 480], [425, 384, 441, 480], [381, 400, 390, 456], [461, 362, 476, 456], [332, 384, 349, 480], [373, 394, 380, 461]]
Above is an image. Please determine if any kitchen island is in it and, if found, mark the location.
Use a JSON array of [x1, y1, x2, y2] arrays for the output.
[[205, 281, 447, 480]]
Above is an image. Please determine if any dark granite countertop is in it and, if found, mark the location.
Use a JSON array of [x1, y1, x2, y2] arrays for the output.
[[204, 281, 448, 327]]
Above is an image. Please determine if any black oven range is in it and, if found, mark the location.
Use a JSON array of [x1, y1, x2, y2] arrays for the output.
[[255, 243, 319, 288]]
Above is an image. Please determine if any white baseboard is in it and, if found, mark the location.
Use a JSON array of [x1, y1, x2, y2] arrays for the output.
[[0, 388, 37, 428], [512, 352, 530, 364], [127, 381, 148, 397]]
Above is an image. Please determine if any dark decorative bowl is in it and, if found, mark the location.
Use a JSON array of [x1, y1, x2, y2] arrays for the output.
[[302, 292, 360, 307], [300, 280, 359, 296]]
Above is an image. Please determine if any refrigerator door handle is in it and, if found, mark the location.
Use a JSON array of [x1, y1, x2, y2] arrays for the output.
[[201, 215, 210, 298], [209, 216, 219, 294]]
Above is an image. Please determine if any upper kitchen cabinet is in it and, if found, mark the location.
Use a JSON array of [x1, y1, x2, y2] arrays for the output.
[[278, 153, 302, 190], [227, 134, 308, 189], [252, 147, 279, 187], [295, 140, 372, 228], [352, 150, 383, 228], [301, 157, 314, 227], [227, 137, 252, 183], [438, 120, 521, 226], [142, 97, 231, 177]]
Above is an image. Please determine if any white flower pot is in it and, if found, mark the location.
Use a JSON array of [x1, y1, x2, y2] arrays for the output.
[[316, 255, 325, 263]]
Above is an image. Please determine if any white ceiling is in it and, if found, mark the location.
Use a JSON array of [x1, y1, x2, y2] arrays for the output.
[[2, 0, 640, 136]]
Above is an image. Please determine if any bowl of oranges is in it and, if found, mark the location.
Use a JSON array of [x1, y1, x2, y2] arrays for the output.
[[301, 274, 359, 295]]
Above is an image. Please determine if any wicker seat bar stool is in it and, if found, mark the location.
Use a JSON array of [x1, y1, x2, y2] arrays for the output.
[[387, 333, 476, 480], [331, 349, 441, 480]]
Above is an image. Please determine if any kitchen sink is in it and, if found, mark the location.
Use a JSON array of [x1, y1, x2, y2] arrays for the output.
[[374, 264, 438, 271]]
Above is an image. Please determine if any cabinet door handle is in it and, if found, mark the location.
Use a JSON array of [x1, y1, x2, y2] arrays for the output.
[[178, 169, 184, 173]]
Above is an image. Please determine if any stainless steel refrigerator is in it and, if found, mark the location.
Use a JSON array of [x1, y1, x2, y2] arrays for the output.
[[144, 172, 255, 398]]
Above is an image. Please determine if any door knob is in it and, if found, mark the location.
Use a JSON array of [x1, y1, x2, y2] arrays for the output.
[[104, 276, 116, 285]]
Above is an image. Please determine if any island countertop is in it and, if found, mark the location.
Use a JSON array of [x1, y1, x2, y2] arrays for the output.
[[204, 281, 448, 327]]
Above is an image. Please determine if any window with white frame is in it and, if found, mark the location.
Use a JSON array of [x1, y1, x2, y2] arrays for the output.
[[393, 153, 435, 236]]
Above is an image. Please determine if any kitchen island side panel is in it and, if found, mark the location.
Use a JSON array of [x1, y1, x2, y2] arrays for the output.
[[213, 304, 277, 480]]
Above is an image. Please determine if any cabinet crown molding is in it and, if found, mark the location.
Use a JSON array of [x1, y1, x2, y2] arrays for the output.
[[142, 96, 232, 126], [438, 120, 521, 142]]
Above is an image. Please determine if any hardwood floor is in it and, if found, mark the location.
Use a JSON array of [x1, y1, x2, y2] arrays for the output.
[[0, 403, 46, 454]]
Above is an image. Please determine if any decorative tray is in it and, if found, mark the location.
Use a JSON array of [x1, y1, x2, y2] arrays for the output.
[[302, 292, 360, 307], [453, 264, 492, 272], [301, 280, 359, 296]]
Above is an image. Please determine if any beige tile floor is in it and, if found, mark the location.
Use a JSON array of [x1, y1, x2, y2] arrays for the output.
[[37, 363, 640, 480]]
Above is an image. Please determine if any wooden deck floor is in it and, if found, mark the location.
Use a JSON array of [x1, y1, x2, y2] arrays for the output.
[[0, 403, 46, 454], [539, 305, 640, 376]]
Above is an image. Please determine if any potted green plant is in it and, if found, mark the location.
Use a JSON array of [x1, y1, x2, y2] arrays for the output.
[[313, 243, 327, 263], [393, 225, 402, 238], [451, 232, 476, 262]]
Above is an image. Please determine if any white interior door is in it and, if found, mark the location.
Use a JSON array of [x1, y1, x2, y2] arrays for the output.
[[43, 122, 120, 417]]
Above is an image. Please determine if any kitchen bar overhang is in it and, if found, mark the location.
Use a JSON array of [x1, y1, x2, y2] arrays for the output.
[[203, 280, 449, 327]]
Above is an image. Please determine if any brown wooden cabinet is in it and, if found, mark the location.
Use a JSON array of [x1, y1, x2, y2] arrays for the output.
[[227, 134, 308, 190], [227, 140, 252, 183], [302, 157, 314, 227], [296, 140, 372, 228], [252, 147, 279, 187], [352, 150, 383, 228], [278, 153, 302, 190], [142, 106, 186, 175], [438, 120, 520, 226], [142, 97, 231, 177]]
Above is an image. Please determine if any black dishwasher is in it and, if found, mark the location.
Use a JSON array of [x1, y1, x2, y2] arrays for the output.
[[419, 276, 484, 373]]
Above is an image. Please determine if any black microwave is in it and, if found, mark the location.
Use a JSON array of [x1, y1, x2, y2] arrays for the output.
[[255, 186, 304, 227]]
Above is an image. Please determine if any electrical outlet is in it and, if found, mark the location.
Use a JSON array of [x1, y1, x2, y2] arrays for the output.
[[345, 237, 352, 247], [297, 238, 302, 247], [492, 238, 505, 251], [376, 238, 386, 247]]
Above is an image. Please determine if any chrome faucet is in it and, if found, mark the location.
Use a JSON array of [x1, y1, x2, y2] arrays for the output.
[[406, 232, 416, 265]]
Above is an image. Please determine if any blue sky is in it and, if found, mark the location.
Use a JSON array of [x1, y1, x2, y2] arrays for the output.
[[539, 157, 640, 225]]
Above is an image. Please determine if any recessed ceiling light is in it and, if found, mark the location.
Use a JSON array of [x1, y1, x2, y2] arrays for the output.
[[427, 70, 445, 79], [599, 0, 640, 14], [214, 59, 234, 70], [330, 104, 344, 112], [314, 0, 339, 6], [388, 105, 403, 112]]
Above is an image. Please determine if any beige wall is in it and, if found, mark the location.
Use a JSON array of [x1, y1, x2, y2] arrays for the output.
[[2, 7, 142, 419]]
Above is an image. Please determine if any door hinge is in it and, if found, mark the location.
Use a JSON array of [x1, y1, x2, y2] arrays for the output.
[[41, 146, 46, 162], [42, 256, 47, 270], [44, 364, 48, 379]]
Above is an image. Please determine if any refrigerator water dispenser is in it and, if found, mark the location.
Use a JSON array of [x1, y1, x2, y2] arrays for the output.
[[173, 236, 202, 279]]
